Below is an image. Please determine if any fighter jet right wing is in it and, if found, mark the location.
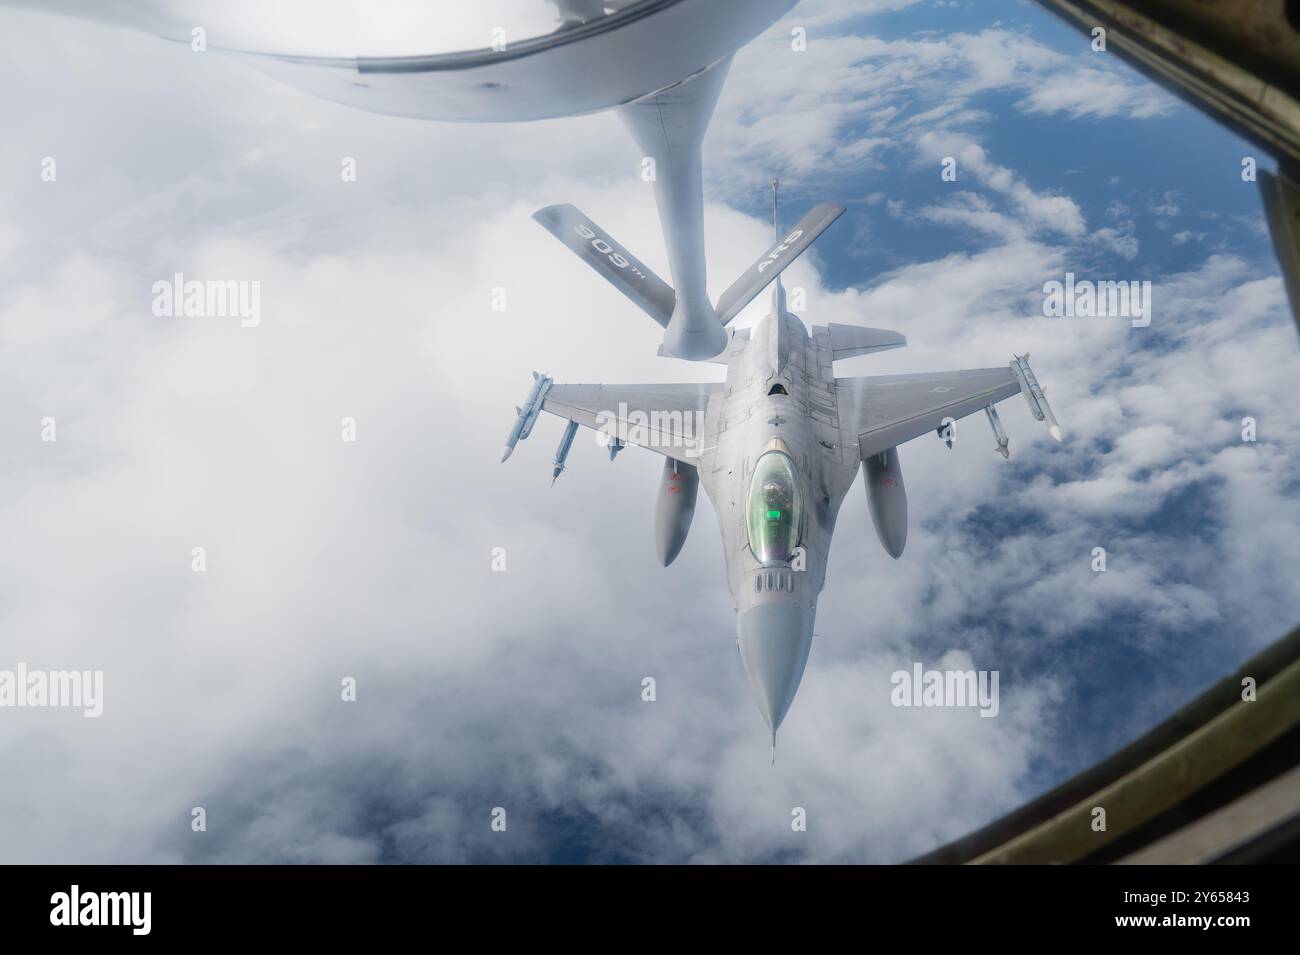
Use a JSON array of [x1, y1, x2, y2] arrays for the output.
[[540, 382, 719, 464], [837, 367, 1023, 460]]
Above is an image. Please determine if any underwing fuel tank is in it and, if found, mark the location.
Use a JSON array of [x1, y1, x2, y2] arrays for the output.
[[654, 457, 698, 567], [863, 447, 907, 559]]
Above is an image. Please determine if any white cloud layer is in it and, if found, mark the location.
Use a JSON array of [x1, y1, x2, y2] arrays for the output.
[[0, 3, 1292, 864]]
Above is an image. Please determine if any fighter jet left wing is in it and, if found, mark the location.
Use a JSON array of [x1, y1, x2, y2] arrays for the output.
[[837, 367, 1022, 460], [541, 382, 719, 464]]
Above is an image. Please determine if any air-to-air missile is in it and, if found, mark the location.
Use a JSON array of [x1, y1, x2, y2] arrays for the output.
[[985, 404, 1011, 459], [501, 372, 552, 464], [552, 420, 579, 484], [1011, 353, 1064, 443]]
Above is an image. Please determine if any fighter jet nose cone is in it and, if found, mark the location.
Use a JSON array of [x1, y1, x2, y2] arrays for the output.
[[736, 602, 814, 734]]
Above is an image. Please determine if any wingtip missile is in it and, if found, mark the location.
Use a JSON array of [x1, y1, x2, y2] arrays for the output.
[[501, 372, 553, 463], [1010, 355, 1063, 444]]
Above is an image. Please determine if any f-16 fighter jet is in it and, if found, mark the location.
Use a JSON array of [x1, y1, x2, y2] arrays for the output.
[[506, 182, 1063, 755]]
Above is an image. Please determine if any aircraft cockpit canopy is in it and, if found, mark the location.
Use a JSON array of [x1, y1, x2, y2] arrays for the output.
[[747, 449, 801, 564]]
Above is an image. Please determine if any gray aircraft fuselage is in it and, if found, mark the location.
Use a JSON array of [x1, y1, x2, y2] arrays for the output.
[[694, 283, 860, 741]]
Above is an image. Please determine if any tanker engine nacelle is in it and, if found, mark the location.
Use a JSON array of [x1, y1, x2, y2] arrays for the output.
[[862, 447, 907, 559], [655, 457, 699, 566]]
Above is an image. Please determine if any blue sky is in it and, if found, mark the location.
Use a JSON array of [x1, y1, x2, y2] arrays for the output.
[[0, 0, 1296, 864]]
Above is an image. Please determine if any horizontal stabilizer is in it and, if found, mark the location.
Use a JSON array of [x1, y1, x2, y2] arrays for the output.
[[828, 323, 907, 360], [716, 201, 845, 325], [533, 204, 675, 328]]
